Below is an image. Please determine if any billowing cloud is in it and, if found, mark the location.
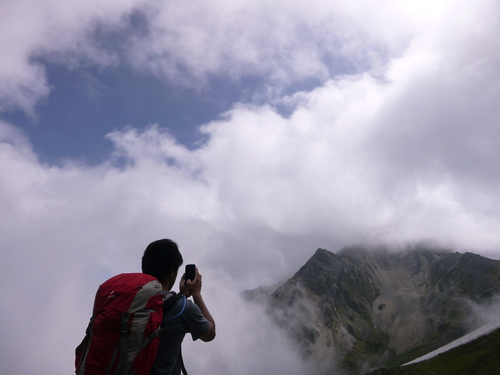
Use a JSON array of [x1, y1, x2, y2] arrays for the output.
[[0, 0, 467, 111], [0, 0, 139, 112], [2, 0, 500, 374]]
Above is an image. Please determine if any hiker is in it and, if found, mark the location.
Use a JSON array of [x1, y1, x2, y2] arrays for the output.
[[142, 239, 216, 375]]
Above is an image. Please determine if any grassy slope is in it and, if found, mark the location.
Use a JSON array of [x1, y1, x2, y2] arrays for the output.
[[366, 327, 500, 375]]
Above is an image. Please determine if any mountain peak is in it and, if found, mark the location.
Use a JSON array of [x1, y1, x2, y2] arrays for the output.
[[245, 245, 500, 375]]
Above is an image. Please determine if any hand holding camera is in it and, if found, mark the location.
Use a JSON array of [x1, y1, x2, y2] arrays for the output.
[[180, 264, 202, 297]]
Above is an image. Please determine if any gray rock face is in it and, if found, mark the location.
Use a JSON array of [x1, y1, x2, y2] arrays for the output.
[[244, 245, 500, 374]]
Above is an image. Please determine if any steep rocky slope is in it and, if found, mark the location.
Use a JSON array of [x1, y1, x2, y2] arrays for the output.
[[243, 245, 500, 374]]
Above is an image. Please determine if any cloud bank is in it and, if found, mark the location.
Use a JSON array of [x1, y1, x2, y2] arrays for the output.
[[1, 0, 459, 111], [1, 0, 500, 374]]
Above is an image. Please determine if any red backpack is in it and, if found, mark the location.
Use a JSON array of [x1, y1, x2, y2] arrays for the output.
[[75, 273, 182, 375]]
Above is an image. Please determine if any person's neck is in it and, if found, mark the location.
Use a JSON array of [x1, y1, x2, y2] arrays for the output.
[[161, 278, 174, 291], [160, 271, 176, 291]]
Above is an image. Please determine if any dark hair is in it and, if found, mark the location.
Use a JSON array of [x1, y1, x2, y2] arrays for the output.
[[142, 239, 183, 282]]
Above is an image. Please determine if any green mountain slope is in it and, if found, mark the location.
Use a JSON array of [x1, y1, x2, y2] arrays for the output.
[[367, 326, 500, 375]]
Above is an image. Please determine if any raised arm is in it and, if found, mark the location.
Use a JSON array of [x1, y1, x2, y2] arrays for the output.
[[180, 268, 216, 342]]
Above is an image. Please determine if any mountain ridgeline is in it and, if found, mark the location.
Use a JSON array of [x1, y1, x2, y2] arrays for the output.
[[243, 246, 500, 374]]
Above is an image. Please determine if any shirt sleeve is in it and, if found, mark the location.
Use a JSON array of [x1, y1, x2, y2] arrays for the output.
[[181, 299, 210, 341]]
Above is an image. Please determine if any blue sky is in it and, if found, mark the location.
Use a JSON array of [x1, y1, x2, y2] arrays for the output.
[[3, 52, 332, 165], [2, 0, 500, 374], [3, 61, 240, 163]]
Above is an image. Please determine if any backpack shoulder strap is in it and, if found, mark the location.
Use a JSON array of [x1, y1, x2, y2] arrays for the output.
[[141, 292, 187, 349], [162, 293, 186, 322], [162, 292, 183, 309]]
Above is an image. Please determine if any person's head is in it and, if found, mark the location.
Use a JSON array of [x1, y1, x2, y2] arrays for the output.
[[142, 239, 183, 285]]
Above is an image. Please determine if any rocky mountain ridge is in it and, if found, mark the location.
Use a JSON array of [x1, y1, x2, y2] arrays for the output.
[[244, 245, 500, 374]]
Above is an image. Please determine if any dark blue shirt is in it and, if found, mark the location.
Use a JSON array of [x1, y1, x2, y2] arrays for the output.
[[150, 293, 210, 375]]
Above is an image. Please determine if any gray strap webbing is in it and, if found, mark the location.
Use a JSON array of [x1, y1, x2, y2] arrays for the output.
[[116, 312, 129, 375], [105, 344, 120, 375], [166, 349, 188, 375], [179, 350, 188, 375], [75, 316, 94, 375]]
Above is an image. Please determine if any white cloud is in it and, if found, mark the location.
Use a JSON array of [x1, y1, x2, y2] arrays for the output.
[[2, 0, 500, 374], [126, 0, 421, 86], [182, 278, 313, 375], [0, 0, 140, 112], [0, 120, 315, 374], [0, 0, 462, 111]]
